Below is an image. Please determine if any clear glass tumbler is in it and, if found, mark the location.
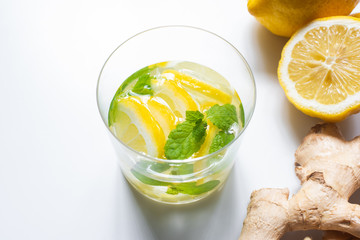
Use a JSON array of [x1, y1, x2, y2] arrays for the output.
[[97, 26, 256, 204]]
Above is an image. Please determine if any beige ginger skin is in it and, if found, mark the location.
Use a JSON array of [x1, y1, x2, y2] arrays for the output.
[[239, 123, 360, 240]]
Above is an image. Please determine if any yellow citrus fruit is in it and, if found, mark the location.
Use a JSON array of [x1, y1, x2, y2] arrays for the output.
[[248, 0, 360, 37], [146, 97, 177, 138], [110, 96, 166, 157], [152, 78, 198, 120], [162, 69, 233, 104], [278, 16, 360, 122]]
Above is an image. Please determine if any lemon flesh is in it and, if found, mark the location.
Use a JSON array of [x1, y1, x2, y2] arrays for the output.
[[152, 78, 198, 120], [278, 16, 360, 122], [110, 96, 166, 158]]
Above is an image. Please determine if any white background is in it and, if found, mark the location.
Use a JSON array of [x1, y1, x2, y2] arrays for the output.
[[1, 0, 360, 239]]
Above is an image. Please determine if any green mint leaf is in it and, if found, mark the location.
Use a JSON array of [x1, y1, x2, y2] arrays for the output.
[[131, 73, 153, 95], [130, 160, 170, 185], [118, 66, 150, 94], [209, 131, 235, 154], [166, 186, 180, 195], [131, 169, 170, 186], [150, 162, 170, 173], [167, 180, 220, 195], [164, 111, 207, 159], [206, 104, 238, 131], [239, 102, 245, 128], [108, 66, 151, 125], [186, 110, 204, 123], [171, 164, 194, 175]]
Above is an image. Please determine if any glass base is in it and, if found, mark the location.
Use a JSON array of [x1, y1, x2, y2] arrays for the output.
[[124, 174, 228, 205]]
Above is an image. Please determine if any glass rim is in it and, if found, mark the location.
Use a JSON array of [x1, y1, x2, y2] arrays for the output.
[[96, 25, 257, 164]]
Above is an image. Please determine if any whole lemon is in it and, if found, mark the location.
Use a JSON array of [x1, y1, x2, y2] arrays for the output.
[[248, 0, 360, 37]]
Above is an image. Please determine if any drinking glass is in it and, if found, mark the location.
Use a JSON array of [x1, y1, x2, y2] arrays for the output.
[[97, 26, 256, 204]]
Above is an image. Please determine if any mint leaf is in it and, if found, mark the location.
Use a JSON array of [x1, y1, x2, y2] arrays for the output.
[[118, 66, 150, 94], [171, 164, 194, 175], [239, 102, 245, 128], [186, 110, 204, 123], [164, 111, 207, 159], [166, 186, 180, 195], [167, 180, 220, 195], [130, 160, 170, 186], [206, 104, 238, 131], [131, 169, 170, 186], [131, 73, 153, 95], [209, 131, 235, 154], [131, 161, 220, 195], [150, 162, 170, 173]]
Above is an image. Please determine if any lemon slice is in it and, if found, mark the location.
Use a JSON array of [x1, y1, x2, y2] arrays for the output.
[[110, 96, 165, 157], [146, 97, 177, 138], [278, 16, 360, 122], [162, 69, 233, 105], [194, 121, 219, 158], [152, 78, 198, 120]]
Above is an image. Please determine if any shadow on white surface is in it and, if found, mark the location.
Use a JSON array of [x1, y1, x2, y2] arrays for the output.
[[338, 113, 360, 141], [115, 167, 245, 240], [284, 100, 319, 143], [285, 100, 360, 144], [254, 24, 288, 77]]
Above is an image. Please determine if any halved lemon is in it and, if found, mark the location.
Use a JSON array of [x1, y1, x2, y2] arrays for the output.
[[278, 16, 360, 122], [109, 96, 166, 158]]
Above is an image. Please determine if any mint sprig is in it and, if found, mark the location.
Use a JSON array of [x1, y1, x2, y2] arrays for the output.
[[164, 111, 207, 159], [206, 104, 238, 131], [171, 164, 194, 175]]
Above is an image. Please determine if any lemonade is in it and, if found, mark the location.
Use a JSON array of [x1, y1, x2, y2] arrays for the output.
[[108, 61, 244, 203]]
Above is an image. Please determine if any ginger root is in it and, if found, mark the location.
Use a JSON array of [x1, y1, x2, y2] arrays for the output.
[[239, 123, 360, 240]]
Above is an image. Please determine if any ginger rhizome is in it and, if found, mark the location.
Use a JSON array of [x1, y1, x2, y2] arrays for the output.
[[239, 123, 360, 240]]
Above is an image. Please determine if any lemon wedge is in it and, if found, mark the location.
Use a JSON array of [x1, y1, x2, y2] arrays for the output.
[[110, 96, 166, 157], [278, 16, 360, 122]]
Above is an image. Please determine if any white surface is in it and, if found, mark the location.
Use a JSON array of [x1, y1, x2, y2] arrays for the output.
[[1, 1, 360, 240]]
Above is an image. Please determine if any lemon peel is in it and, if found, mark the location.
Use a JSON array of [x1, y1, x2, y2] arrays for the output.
[[248, 0, 360, 37]]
